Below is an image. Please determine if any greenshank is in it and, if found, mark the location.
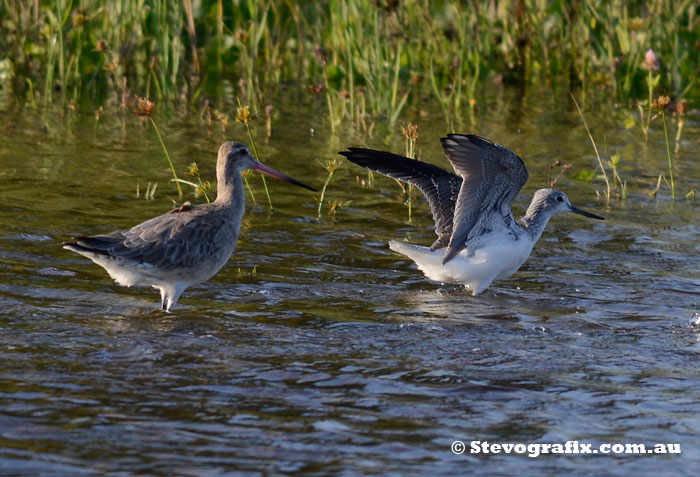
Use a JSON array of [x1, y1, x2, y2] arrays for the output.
[[340, 134, 605, 294], [64, 142, 316, 311]]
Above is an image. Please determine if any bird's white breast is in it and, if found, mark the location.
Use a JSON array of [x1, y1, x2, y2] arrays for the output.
[[389, 233, 535, 294]]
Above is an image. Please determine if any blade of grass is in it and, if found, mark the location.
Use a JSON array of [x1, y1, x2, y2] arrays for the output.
[[570, 92, 611, 201]]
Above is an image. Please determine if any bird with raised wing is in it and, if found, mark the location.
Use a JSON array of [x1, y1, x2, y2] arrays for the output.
[[340, 134, 605, 294], [64, 142, 316, 311]]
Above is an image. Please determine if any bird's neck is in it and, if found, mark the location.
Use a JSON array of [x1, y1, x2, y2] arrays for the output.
[[519, 201, 553, 243], [215, 170, 245, 210]]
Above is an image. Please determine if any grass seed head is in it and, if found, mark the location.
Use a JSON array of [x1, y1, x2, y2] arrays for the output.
[[628, 18, 645, 31], [320, 158, 342, 174], [401, 122, 419, 141], [235, 29, 248, 44], [128, 96, 154, 117], [675, 99, 687, 116], [236, 105, 251, 123], [308, 84, 324, 94], [652, 95, 670, 111]]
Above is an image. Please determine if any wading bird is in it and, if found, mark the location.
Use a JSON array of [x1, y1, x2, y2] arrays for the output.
[[65, 142, 316, 311], [340, 134, 605, 294]]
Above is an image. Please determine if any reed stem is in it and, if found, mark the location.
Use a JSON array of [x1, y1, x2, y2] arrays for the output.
[[571, 93, 611, 201], [661, 111, 675, 200], [149, 117, 183, 198]]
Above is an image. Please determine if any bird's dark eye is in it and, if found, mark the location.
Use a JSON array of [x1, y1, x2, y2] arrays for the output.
[[556, 196, 564, 202]]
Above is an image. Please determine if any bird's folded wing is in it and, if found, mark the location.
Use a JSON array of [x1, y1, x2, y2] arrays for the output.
[[72, 211, 221, 271]]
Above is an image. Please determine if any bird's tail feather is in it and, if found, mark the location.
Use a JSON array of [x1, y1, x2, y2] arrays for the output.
[[63, 236, 121, 257], [389, 240, 445, 269]]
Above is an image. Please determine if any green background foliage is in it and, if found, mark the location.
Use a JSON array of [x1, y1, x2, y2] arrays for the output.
[[2, 0, 698, 117]]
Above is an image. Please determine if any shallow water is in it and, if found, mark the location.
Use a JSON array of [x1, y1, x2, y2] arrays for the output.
[[1, 92, 700, 474]]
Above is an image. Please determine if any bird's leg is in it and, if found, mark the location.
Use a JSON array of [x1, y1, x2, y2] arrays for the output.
[[162, 285, 184, 312], [159, 288, 167, 311]]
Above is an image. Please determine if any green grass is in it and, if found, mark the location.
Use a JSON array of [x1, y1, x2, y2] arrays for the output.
[[660, 106, 676, 200], [2, 0, 698, 118]]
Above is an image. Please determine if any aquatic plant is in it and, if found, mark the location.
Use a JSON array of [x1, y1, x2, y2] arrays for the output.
[[570, 93, 611, 201], [312, 45, 336, 133], [649, 174, 663, 199], [674, 99, 687, 153], [638, 49, 661, 140], [136, 181, 158, 200], [608, 154, 627, 200], [326, 199, 352, 219], [264, 104, 274, 137], [240, 169, 257, 205], [401, 122, 418, 220], [128, 96, 183, 198], [548, 161, 573, 188], [654, 95, 675, 200], [3, 1, 698, 119], [316, 158, 342, 218], [236, 101, 272, 208], [175, 162, 212, 203]]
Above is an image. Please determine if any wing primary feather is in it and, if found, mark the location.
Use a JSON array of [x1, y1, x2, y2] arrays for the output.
[[339, 148, 461, 247], [341, 136, 530, 266], [438, 134, 530, 264]]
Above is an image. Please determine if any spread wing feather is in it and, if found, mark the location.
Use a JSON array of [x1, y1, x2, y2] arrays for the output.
[[340, 136, 529, 266], [339, 148, 462, 250], [440, 134, 529, 264]]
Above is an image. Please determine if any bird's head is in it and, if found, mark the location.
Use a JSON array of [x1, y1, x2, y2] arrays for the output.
[[531, 188, 605, 220], [216, 141, 316, 191], [217, 141, 256, 177]]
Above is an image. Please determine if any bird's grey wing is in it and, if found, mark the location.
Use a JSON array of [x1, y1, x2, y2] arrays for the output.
[[340, 147, 462, 249], [72, 209, 221, 271], [440, 134, 529, 264], [121, 211, 223, 270]]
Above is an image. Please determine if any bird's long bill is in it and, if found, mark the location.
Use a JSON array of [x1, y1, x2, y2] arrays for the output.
[[570, 205, 606, 220], [252, 161, 317, 192]]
